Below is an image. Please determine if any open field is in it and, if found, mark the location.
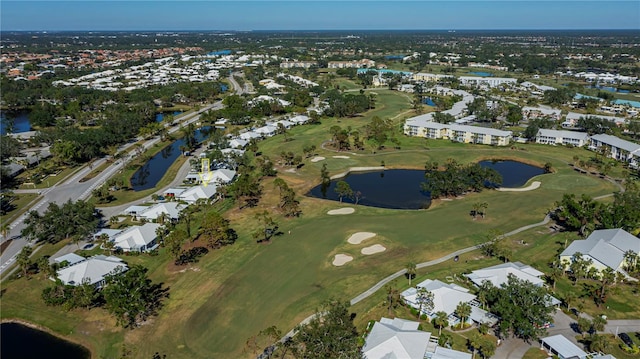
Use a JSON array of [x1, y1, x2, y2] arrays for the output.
[[0, 193, 38, 226], [0, 88, 631, 359]]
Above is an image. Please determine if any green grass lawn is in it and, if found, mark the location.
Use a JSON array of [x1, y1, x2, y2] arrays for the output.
[[17, 165, 79, 190], [0, 193, 38, 225], [0, 87, 632, 359]]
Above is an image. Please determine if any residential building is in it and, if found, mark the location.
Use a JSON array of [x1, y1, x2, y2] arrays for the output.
[[522, 106, 562, 121], [535, 129, 590, 147], [402, 279, 475, 322], [459, 76, 517, 88], [327, 59, 375, 69], [466, 262, 546, 288], [279, 60, 317, 69], [112, 223, 161, 252], [56, 255, 127, 288], [177, 185, 218, 204], [403, 119, 512, 146], [588, 134, 640, 169], [412, 72, 455, 82], [139, 202, 186, 222], [362, 317, 471, 359], [540, 335, 587, 359], [560, 228, 640, 276]]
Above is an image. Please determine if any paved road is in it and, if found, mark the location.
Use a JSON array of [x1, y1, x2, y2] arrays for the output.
[[0, 101, 222, 276]]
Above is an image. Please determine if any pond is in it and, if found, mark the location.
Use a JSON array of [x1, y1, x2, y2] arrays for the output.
[[306, 160, 544, 209], [130, 126, 211, 191], [0, 111, 31, 135], [423, 98, 436, 106], [155, 111, 184, 123], [1, 322, 90, 359]]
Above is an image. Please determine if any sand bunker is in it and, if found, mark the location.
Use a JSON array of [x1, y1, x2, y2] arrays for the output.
[[332, 155, 350, 159], [311, 156, 325, 162], [497, 181, 541, 192], [361, 244, 386, 255], [347, 232, 376, 245], [333, 254, 353, 266], [327, 208, 355, 215]]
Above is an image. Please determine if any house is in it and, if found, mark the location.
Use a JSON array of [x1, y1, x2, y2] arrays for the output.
[[466, 262, 546, 288], [177, 185, 217, 204], [522, 107, 562, 121], [56, 255, 127, 288], [402, 279, 475, 322], [363, 317, 433, 359], [363, 317, 471, 359], [540, 334, 587, 359], [239, 131, 261, 141], [289, 114, 310, 124], [53, 253, 86, 267], [588, 134, 640, 169], [254, 125, 278, 137], [164, 188, 186, 199], [535, 129, 590, 147], [92, 228, 123, 242], [560, 228, 640, 276], [228, 138, 248, 149], [122, 205, 149, 217], [112, 223, 161, 252], [139, 202, 186, 222]]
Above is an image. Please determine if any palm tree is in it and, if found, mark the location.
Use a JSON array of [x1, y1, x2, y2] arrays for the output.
[[455, 302, 472, 328], [0, 223, 9, 239], [416, 287, 434, 319], [433, 311, 449, 335], [406, 262, 417, 286], [479, 202, 488, 219], [624, 249, 638, 273]]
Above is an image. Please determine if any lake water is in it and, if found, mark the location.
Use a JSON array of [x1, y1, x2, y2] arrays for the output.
[[0, 111, 31, 135], [130, 127, 211, 191], [467, 71, 493, 77], [155, 111, 184, 123], [423, 98, 436, 106], [307, 161, 543, 209], [1, 322, 90, 359], [587, 85, 630, 94]]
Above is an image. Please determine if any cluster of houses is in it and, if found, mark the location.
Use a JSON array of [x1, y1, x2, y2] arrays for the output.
[[52, 56, 221, 91], [365, 228, 640, 359]]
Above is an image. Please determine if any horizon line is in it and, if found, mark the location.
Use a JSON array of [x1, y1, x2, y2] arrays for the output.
[[2, 28, 640, 32]]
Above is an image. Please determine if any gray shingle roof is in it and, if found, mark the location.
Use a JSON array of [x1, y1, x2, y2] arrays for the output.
[[561, 228, 640, 271]]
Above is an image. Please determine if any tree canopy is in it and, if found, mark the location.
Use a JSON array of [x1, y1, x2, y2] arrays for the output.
[[22, 199, 99, 244]]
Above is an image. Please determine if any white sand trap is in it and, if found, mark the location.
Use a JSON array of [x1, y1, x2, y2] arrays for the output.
[[497, 181, 541, 192], [348, 232, 376, 245], [332, 155, 350, 159], [362, 244, 386, 255], [327, 208, 355, 215], [311, 156, 325, 162], [333, 254, 353, 266]]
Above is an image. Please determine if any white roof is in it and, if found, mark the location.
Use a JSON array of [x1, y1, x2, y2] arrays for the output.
[[466, 262, 545, 287], [537, 129, 589, 141], [177, 185, 217, 203], [541, 335, 587, 359], [164, 188, 187, 196], [53, 253, 86, 266], [239, 131, 261, 140], [432, 347, 472, 359], [363, 317, 431, 359], [229, 138, 248, 148], [139, 202, 185, 220], [254, 125, 278, 135], [57, 255, 127, 286], [289, 114, 310, 123], [123, 205, 149, 215], [590, 134, 640, 153], [561, 228, 640, 271], [402, 279, 475, 316], [93, 228, 124, 240], [113, 223, 160, 251]]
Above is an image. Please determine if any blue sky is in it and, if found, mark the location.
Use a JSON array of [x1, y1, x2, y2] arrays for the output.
[[1, 1, 639, 31]]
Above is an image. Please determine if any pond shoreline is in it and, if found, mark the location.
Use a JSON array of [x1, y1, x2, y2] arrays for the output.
[[1, 318, 93, 357]]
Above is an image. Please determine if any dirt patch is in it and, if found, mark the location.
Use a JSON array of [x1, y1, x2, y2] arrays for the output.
[[332, 254, 353, 266], [347, 232, 376, 245], [327, 208, 355, 215], [361, 244, 386, 255]]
